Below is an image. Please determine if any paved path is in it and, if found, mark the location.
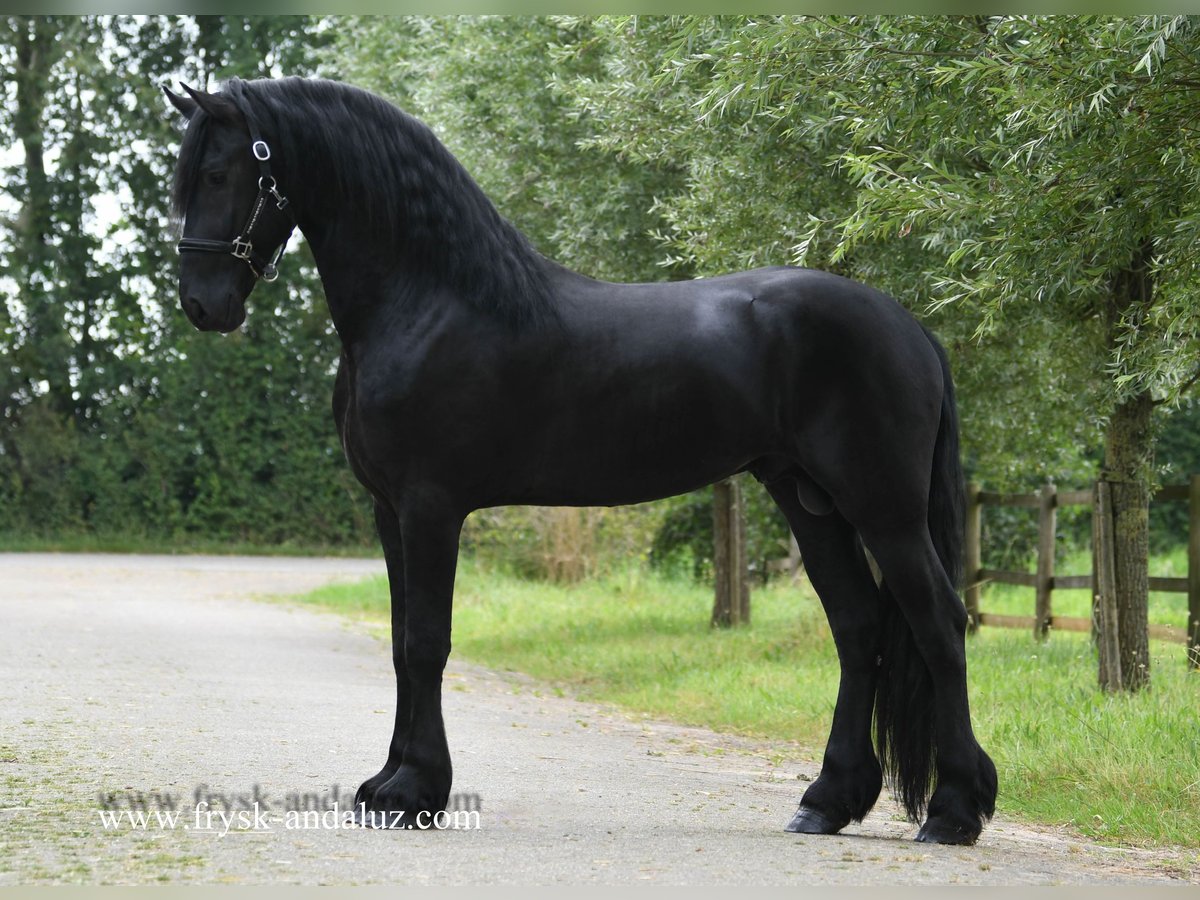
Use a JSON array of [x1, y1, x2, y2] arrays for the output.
[[0, 553, 1193, 885]]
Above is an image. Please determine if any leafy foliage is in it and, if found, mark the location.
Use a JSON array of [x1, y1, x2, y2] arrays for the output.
[[5, 16, 1200, 597], [0, 15, 371, 545]]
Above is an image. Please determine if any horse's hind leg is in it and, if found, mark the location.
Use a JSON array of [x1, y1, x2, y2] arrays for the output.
[[762, 478, 884, 834], [859, 519, 997, 844]]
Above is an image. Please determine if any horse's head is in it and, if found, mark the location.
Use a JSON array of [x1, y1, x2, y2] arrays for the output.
[[165, 82, 293, 333]]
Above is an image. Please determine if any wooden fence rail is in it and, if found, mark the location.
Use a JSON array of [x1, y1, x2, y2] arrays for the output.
[[964, 475, 1200, 670]]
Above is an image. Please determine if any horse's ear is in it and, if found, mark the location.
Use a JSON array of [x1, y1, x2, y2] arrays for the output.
[[163, 84, 198, 120], [180, 82, 238, 122]]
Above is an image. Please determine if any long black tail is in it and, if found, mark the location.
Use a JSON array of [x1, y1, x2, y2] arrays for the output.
[[873, 327, 964, 821], [924, 329, 965, 590]]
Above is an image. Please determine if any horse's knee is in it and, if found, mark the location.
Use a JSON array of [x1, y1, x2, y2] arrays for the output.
[[404, 639, 450, 681], [829, 613, 885, 669], [946, 596, 969, 638]]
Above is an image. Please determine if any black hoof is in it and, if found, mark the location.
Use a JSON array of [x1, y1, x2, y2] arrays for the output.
[[354, 766, 397, 811], [784, 806, 848, 835], [915, 819, 980, 845], [352, 763, 450, 831]]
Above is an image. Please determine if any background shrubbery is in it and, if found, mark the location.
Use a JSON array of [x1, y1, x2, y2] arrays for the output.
[[5, 15, 1200, 580]]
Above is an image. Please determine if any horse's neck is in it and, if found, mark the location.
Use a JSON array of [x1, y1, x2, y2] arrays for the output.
[[301, 223, 389, 342], [277, 101, 554, 338], [300, 220, 454, 350]]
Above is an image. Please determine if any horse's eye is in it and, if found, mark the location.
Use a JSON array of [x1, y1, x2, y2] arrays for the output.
[[205, 170, 227, 187]]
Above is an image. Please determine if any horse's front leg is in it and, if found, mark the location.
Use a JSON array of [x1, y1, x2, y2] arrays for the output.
[[363, 498, 462, 829], [354, 501, 412, 813]]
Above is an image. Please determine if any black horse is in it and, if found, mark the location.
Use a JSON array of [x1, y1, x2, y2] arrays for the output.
[[165, 76, 997, 844]]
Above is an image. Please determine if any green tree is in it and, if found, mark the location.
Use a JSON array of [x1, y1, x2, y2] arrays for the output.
[[636, 14, 1198, 688], [540, 17, 1098, 573], [0, 15, 370, 545], [331, 15, 676, 282], [549, 16, 1200, 686], [818, 16, 1200, 689]]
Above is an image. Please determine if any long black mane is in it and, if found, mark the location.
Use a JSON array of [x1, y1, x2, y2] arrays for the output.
[[173, 76, 554, 326]]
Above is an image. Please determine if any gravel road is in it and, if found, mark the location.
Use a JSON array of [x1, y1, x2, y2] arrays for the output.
[[0, 552, 1193, 885]]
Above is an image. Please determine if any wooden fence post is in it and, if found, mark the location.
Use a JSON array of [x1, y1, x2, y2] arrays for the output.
[[1034, 482, 1057, 639], [1091, 495, 1101, 652], [1095, 480, 1123, 691], [965, 481, 982, 634], [1189, 474, 1200, 669], [712, 477, 750, 628]]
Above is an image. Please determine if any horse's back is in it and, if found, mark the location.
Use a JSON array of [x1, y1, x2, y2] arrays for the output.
[[562, 265, 941, 413], [578, 265, 948, 507], [572, 265, 931, 347]]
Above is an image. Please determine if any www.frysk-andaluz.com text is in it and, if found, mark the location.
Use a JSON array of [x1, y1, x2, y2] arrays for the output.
[[97, 784, 482, 833]]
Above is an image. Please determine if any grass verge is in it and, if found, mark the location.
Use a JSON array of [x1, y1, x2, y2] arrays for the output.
[[290, 559, 1200, 850]]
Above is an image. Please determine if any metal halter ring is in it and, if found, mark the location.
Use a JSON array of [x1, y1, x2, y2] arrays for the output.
[[252, 140, 271, 161], [259, 175, 288, 210]]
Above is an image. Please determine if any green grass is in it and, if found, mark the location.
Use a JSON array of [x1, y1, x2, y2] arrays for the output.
[[290, 560, 1200, 850], [980, 546, 1191, 632]]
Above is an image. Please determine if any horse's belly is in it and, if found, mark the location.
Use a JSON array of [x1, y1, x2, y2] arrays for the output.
[[501, 393, 772, 506]]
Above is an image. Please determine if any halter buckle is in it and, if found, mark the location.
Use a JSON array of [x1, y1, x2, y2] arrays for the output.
[[252, 140, 271, 162], [231, 237, 253, 260], [259, 175, 289, 211]]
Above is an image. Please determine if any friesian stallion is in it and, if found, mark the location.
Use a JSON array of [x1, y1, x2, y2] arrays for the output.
[[165, 76, 996, 844]]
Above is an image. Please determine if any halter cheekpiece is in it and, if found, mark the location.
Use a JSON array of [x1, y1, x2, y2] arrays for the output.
[[176, 81, 294, 283]]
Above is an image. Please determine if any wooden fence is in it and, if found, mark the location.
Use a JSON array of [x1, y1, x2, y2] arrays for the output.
[[964, 475, 1200, 669]]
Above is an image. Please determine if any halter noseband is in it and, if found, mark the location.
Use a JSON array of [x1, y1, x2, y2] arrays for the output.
[[177, 83, 295, 283]]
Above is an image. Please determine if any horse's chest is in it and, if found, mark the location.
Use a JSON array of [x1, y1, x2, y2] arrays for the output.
[[335, 360, 422, 498]]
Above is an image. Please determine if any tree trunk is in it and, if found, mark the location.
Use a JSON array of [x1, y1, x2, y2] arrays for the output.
[[10, 16, 71, 416], [1102, 242, 1155, 691], [712, 478, 750, 628], [1093, 480, 1124, 691], [13, 19, 52, 250], [1102, 392, 1153, 690]]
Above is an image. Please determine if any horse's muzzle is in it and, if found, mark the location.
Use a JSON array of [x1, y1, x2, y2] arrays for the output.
[[182, 294, 246, 333]]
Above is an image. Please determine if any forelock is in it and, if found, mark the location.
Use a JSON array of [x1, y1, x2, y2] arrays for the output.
[[170, 110, 211, 222]]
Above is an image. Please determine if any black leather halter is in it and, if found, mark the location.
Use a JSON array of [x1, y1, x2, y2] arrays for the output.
[[177, 83, 294, 283]]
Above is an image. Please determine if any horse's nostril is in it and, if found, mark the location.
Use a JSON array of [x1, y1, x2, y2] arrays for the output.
[[184, 296, 207, 322]]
